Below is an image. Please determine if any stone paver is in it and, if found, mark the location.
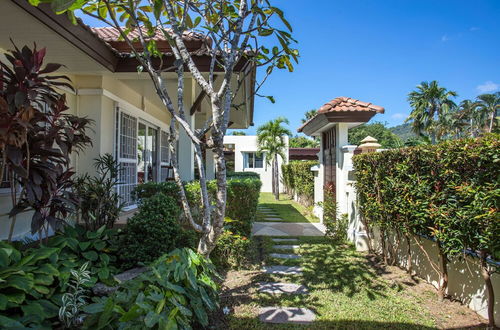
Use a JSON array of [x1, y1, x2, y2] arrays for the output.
[[263, 265, 303, 275], [269, 253, 300, 259], [259, 307, 316, 324], [252, 222, 325, 236], [264, 217, 283, 221], [273, 244, 300, 250], [272, 238, 298, 242], [257, 282, 309, 295]]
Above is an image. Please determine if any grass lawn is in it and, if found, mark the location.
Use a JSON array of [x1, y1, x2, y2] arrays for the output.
[[216, 236, 487, 329], [257, 192, 319, 223]]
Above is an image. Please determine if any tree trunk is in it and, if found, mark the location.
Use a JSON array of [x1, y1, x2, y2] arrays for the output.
[[274, 157, 279, 200], [437, 243, 448, 301], [489, 110, 495, 133], [271, 160, 275, 196], [479, 250, 496, 327], [380, 228, 388, 264]]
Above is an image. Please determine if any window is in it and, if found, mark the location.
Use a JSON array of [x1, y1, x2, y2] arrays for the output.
[[116, 111, 138, 207], [159, 130, 173, 181], [243, 152, 264, 169]]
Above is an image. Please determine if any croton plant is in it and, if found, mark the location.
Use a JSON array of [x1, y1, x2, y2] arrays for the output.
[[0, 43, 92, 242]]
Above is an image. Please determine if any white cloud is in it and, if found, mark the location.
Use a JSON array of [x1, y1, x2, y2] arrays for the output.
[[391, 113, 406, 120], [476, 81, 499, 93]]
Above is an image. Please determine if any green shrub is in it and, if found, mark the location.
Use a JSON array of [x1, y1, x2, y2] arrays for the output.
[[353, 134, 500, 311], [83, 248, 219, 329], [74, 154, 125, 231], [132, 181, 179, 201], [117, 193, 191, 269], [322, 183, 348, 242], [227, 171, 260, 179], [211, 225, 252, 270], [282, 160, 317, 206]]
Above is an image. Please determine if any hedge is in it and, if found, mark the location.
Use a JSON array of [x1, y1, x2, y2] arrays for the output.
[[353, 134, 499, 324], [227, 171, 260, 179], [281, 160, 317, 206]]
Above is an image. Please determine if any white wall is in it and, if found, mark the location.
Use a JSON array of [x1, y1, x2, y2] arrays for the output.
[[223, 135, 288, 193]]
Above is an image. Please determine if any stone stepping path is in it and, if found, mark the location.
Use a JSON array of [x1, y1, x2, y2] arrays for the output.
[[263, 265, 303, 275], [264, 217, 283, 221], [259, 307, 316, 324], [257, 282, 309, 295], [269, 253, 300, 259], [272, 238, 298, 242], [273, 244, 300, 250]]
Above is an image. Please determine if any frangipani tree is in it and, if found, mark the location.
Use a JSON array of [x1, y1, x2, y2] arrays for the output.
[[257, 117, 290, 200], [34, 0, 298, 256]]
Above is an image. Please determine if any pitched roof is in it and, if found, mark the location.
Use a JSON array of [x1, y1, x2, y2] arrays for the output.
[[318, 97, 384, 114], [90, 27, 209, 54]]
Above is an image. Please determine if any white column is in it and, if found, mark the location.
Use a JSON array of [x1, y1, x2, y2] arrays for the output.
[[205, 148, 215, 180], [336, 123, 349, 215]]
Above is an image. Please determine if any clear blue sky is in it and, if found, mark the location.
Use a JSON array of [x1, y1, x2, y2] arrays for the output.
[[81, 0, 500, 135]]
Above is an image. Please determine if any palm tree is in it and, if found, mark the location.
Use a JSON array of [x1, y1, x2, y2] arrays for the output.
[[476, 92, 500, 133], [458, 99, 479, 137], [301, 109, 317, 124], [406, 81, 457, 143], [257, 117, 291, 200]]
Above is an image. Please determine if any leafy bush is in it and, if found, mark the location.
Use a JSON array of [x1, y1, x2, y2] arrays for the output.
[[322, 183, 348, 242], [74, 154, 125, 231], [0, 243, 61, 328], [227, 171, 260, 179], [211, 225, 252, 270], [117, 193, 191, 269], [354, 134, 499, 322], [281, 160, 317, 206], [132, 181, 179, 201], [83, 248, 219, 329]]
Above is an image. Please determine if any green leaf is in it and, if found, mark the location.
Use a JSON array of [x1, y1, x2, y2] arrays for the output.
[[6, 275, 34, 292], [2, 292, 25, 305], [93, 240, 106, 251], [144, 311, 160, 327], [82, 250, 98, 261], [0, 315, 24, 328], [34, 264, 59, 276], [0, 294, 7, 310], [0, 248, 13, 267], [51, 0, 76, 13], [100, 253, 110, 264], [98, 267, 110, 280], [79, 241, 91, 251], [118, 304, 142, 322]]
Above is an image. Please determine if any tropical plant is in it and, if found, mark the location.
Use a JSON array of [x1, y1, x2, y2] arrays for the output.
[[0, 242, 61, 328], [0, 43, 92, 242], [59, 262, 91, 329], [83, 248, 219, 329], [74, 154, 125, 231], [38, 0, 298, 257], [476, 92, 500, 133], [257, 117, 291, 200], [301, 109, 318, 123], [406, 80, 457, 143], [289, 134, 319, 148], [348, 122, 402, 148], [117, 193, 187, 269], [211, 228, 251, 270]]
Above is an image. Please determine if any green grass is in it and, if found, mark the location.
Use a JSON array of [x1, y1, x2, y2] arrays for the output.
[[224, 236, 438, 329], [257, 192, 319, 223]]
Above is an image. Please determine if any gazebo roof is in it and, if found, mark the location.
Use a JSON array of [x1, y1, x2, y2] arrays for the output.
[[298, 97, 384, 136]]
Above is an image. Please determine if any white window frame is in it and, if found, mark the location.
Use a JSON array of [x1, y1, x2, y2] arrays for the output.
[[243, 152, 264, 169]]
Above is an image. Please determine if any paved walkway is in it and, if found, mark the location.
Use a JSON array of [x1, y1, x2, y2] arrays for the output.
[[252, 221, 326, 236]]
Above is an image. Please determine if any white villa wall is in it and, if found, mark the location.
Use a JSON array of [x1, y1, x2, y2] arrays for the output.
[[223, 135, 288, 193]]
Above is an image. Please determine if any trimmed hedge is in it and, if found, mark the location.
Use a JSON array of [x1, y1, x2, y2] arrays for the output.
[[227, 171, 260, 179], [353, 134, 499, 322], [281, 160, 317, 206]]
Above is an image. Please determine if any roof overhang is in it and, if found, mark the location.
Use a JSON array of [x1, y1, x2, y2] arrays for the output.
[[11, 0, 250, 73], [298, 111, 378, 136]]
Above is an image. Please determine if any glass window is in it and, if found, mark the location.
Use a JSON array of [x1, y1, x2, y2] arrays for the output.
[[244, 152, 264, 169]]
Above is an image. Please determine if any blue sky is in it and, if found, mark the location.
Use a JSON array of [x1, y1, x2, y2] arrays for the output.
[[82, 0, 500, 135]]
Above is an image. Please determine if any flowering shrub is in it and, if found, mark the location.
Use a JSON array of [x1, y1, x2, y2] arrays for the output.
[[210, 227, 252, 270]]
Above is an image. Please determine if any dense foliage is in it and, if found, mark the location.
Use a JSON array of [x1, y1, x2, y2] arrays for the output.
[[348, 122, 403, 148], [0, 44, 92, 241], [289, 135, 320, 148], [353, 134, 499, 325], [227, 171, 260, 179], [83, 248, 219, 329], [322, 183, 348, 242], [117, 193, 195, 269], [0, 225, 119, 328], [211, 226, 252, 270], [281, 160, 317, 206], [74, 154, 124, 231]]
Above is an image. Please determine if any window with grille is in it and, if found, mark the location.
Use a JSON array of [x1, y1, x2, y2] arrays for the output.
[[116, 111, 138, 207], [160, 130, 173, 181]]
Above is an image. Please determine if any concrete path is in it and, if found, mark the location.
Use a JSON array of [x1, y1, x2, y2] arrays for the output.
[[259, 307, 316, 324], [257, 282, 309, 295], [252, 222, 325, 236]]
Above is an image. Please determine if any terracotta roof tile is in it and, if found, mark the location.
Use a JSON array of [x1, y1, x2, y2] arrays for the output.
[[317, 96, 385, 114]]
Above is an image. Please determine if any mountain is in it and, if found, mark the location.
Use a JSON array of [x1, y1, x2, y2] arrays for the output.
[[389, 123, 416, 141]]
